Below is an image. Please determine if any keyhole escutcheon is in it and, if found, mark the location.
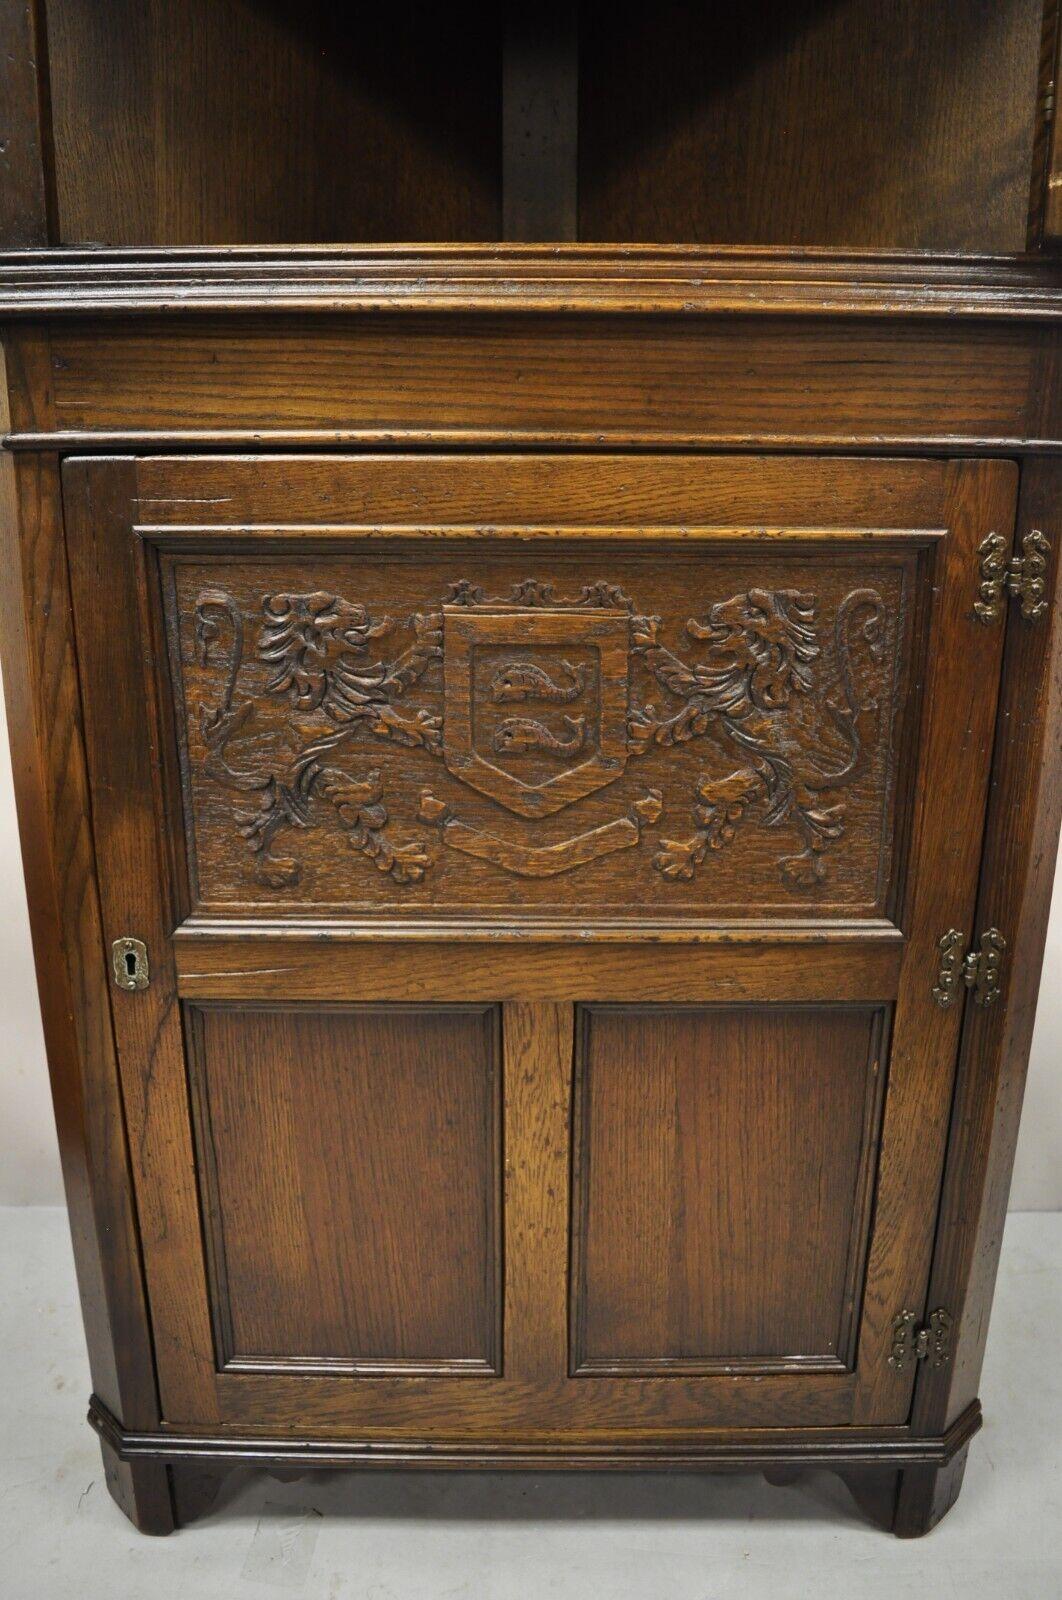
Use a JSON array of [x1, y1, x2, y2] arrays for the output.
[[112, 937, 149, 991]]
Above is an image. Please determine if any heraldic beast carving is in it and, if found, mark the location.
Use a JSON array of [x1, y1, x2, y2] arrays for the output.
[[190, 576, 886, 889]]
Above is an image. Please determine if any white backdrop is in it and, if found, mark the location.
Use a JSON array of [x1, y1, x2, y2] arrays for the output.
[[0, 663, 1059, 1208]]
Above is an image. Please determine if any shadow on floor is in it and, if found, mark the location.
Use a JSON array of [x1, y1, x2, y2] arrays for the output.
[[175, 1462, 891, 1534]]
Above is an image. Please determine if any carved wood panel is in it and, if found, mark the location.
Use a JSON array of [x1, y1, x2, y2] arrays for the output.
[[161, 544, 923, 923]]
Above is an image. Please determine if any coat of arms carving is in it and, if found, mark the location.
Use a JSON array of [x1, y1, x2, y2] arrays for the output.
[[190, 573, 887, 892]]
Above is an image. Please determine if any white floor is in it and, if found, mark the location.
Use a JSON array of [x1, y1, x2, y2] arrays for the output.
[[1, 1209, 1059, 1600]]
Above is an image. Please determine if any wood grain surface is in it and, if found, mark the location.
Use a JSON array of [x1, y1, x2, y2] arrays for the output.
[[187, 1004, 501, 1375], [579, 0, 1043, 252], [571, 1005, 888, 1374], [17, 315, 1052, 454]]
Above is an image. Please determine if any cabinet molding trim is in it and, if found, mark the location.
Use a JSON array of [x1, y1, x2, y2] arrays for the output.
[[0, 247, 1059, 320], [87, 1393, 982, 1471]]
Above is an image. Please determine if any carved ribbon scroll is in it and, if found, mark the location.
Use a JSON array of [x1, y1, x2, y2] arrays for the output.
[[190, 578, 888, 892]]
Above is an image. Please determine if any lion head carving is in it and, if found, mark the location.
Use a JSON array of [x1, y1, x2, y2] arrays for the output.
[[688, 588, 819, 710], [258, 593, 393, 711]]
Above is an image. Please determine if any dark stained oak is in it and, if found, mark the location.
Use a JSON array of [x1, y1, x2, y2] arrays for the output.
[[0, 5, 1051, 255], [0, 11, 1057, 1533], [44, 1, 502, 245], [45, 449, 1012, 1476], [579, 0, 1043, 252], [0, 1, 55, 246], [172, 935, 906, 1005], [571, 1005, 888, 1374], [898, 457, 1062, 1536], [1043, 3, 1062, 242], [502, 6, 578, 243], [1, 248, 1060, 319], [0, 357, 171, 1530], [12, 313, 1058, 454], [187, 1004, 501, 1375], [160, 538, 922, 924], [0, 0, 1058, 1543]]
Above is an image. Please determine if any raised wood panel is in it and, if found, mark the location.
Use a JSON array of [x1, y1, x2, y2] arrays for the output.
[[34, 316, 1052, 449], [158, 539, 925, 924], [186, 1004, 501, 1376], [571, 1005, 888, 1375], [579, 0, 1042, 252]]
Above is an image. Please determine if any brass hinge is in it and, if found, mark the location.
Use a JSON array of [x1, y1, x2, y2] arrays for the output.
[[932, 928, 1005, 1009], [975, 529, 1051, 624], [112, 936, 150, 991], [888, 1308, 953, 1372]]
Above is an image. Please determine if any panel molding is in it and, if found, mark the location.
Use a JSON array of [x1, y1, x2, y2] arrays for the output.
[[569, 1003, 891, 1377], [151, 535, 923, 924], [183, 1001, 504, 1379]]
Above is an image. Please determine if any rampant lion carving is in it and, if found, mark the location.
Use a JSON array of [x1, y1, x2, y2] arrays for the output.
[[629, 586, 886, 884], [190, 577, 887, 893], [194, 589, 441, 887]]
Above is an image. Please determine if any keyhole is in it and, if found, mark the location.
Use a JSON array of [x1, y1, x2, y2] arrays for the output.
[[113, 938, 147, 990]]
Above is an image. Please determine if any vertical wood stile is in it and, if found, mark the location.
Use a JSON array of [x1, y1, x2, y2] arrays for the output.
[[501, 1001, 575, 1383]]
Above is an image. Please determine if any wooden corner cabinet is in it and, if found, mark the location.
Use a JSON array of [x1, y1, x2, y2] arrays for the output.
[[1, 3, 1060, 1542]]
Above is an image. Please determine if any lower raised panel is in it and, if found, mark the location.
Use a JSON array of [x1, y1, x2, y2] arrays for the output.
[[570, 1004, 889, 1375], [185, 1003, 502, 1376]]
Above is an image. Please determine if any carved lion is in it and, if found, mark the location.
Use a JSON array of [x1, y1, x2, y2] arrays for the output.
[[631, 586, 885, 885]]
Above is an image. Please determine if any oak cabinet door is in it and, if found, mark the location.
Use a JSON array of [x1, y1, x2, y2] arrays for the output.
[[62, 452, 1015, 1438]]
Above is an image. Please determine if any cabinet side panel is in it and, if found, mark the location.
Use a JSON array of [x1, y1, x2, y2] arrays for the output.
[[45, 0, 501, 245], [0, 440, 158, 1429], [579, 0, 1042, 252], [913, 456, 1062, 1435]]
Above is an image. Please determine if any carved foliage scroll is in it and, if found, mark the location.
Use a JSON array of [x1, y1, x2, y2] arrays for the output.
[[188, 574, 891, 896]]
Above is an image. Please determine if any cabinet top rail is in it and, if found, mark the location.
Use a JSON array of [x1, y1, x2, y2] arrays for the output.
[[0, 246, 1060, 321]]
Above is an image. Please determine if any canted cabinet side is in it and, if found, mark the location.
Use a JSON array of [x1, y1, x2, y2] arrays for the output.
[[897, 454, 1062, 1535], [0, 344, 172, 1530]]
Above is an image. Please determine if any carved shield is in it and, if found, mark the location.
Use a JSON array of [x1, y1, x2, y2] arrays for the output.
[[443, 605, 630, 817]]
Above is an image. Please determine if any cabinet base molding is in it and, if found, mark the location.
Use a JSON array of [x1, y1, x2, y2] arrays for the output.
[[87, 1394, 981, 1474]]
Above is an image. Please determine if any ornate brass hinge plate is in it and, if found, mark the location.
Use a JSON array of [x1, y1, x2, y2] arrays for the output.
[[975, 529, 1051, 624], [112, 936, 150, 991], [888, 1308, 953, 1372], [933, 928, 1005, 1009]]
